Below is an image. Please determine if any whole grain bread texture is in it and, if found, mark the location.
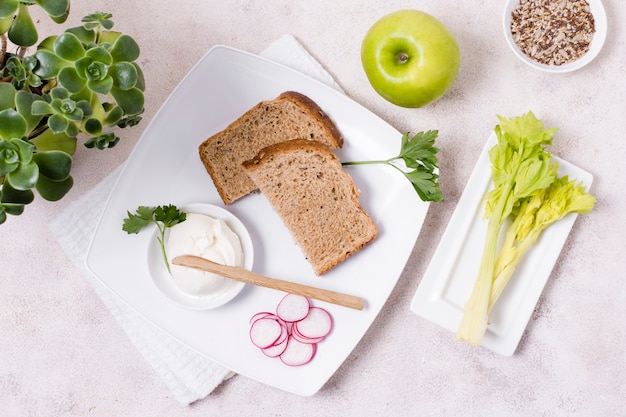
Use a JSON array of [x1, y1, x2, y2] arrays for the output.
[[242, 139, 377, 275], [198, 91, 343, 204]]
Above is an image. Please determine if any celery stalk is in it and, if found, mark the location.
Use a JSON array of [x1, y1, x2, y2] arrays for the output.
[[488, 176, 596, 311], [457, 112, 558, 345], [457, 113, 596, 347], [456, 217, 502, 345]]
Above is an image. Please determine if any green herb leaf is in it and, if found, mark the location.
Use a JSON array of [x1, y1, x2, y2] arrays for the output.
[[342, 130, 443, 202], [405, 167, 443, 202], [122, 205, 153, 234], [399, 130, 439, 171], [122, 205, 186, 273], [153, 204, 186, 228]]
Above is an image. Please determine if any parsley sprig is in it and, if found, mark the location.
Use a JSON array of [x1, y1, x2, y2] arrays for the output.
[[342, 131, 443, 202], [122, 205, 187, 273]]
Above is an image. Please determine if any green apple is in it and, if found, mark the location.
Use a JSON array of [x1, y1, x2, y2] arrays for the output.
[[361, 10, 460, 108]]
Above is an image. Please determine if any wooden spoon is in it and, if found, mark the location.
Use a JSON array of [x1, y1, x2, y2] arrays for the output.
[[171, 255, 364, 310]]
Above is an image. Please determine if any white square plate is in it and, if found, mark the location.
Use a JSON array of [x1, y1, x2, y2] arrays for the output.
[[86, 45, 430, 395], [410, 133, 593, 356]]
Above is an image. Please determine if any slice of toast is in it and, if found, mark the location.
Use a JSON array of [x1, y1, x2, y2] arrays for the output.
[[198, 91, 343, 204], [242, 139, 377, 275]]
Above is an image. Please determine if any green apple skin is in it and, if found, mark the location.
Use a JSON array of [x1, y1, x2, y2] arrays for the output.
[[361, 10, 461, 108]]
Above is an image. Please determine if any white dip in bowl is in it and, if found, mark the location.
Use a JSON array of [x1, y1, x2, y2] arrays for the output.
[[147, 203, 253, 310], [167, 213, 244, 297]]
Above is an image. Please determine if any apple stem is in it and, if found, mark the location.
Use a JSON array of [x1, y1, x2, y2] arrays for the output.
[[396, 52, 410, 64]]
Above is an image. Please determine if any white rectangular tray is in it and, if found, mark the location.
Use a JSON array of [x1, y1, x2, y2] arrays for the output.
[[410, 133, 593, 356]]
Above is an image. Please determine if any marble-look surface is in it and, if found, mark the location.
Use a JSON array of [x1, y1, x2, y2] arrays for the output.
[[1, 1, 624, 416]]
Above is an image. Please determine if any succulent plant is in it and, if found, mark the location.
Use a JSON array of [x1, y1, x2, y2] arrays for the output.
[[0, 1, 145, 224]]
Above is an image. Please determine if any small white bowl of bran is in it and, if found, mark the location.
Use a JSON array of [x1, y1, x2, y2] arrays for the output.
[[503, 0, 607, 73]]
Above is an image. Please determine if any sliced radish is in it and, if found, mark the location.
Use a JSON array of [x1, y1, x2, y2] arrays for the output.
[[249, 311, 275, 325], [272, 319, 289, 346], [276, 294, 310, 322], [249, 295, 333, 366], [279, 336, 317, 366], [262, 336, 289, 358], [291, 324, 325, 344], [249, 317, 283, 348], [294, 307, 333, 339]]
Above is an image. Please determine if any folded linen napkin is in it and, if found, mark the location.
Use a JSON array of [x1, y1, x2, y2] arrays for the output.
[[48, 34, 342, 405]]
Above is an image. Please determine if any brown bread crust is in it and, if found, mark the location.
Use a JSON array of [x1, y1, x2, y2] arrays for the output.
[[279, 92, 343, 147], [198, 91, 343, 204]]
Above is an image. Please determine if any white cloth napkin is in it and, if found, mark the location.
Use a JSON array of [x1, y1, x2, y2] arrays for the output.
[[48, 34, 342, 406]]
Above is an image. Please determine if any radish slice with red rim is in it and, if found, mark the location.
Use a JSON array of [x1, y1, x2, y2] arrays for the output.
[[249, 311, 275, 325], [279, 337, 317, 366], [294, 307, 333, 339], [272, 319, 289, 346], [262, 336, 289, 358], [249, 317, 283, 348], [276, 294, 310, 322], [249, 295, 333, 366], [291, 324, 325, 344]]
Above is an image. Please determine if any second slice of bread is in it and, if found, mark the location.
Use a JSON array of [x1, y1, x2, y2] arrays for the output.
[[242, 139, 377, 275], [198, 91, 343, 204]]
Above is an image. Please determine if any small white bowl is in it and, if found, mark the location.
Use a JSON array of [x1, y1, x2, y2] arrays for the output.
[[147, 203, 254, 310], [503, 0, 607, 73]]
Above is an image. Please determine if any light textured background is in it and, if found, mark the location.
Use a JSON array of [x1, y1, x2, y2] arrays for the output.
[[1, 0, 625, 416]]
